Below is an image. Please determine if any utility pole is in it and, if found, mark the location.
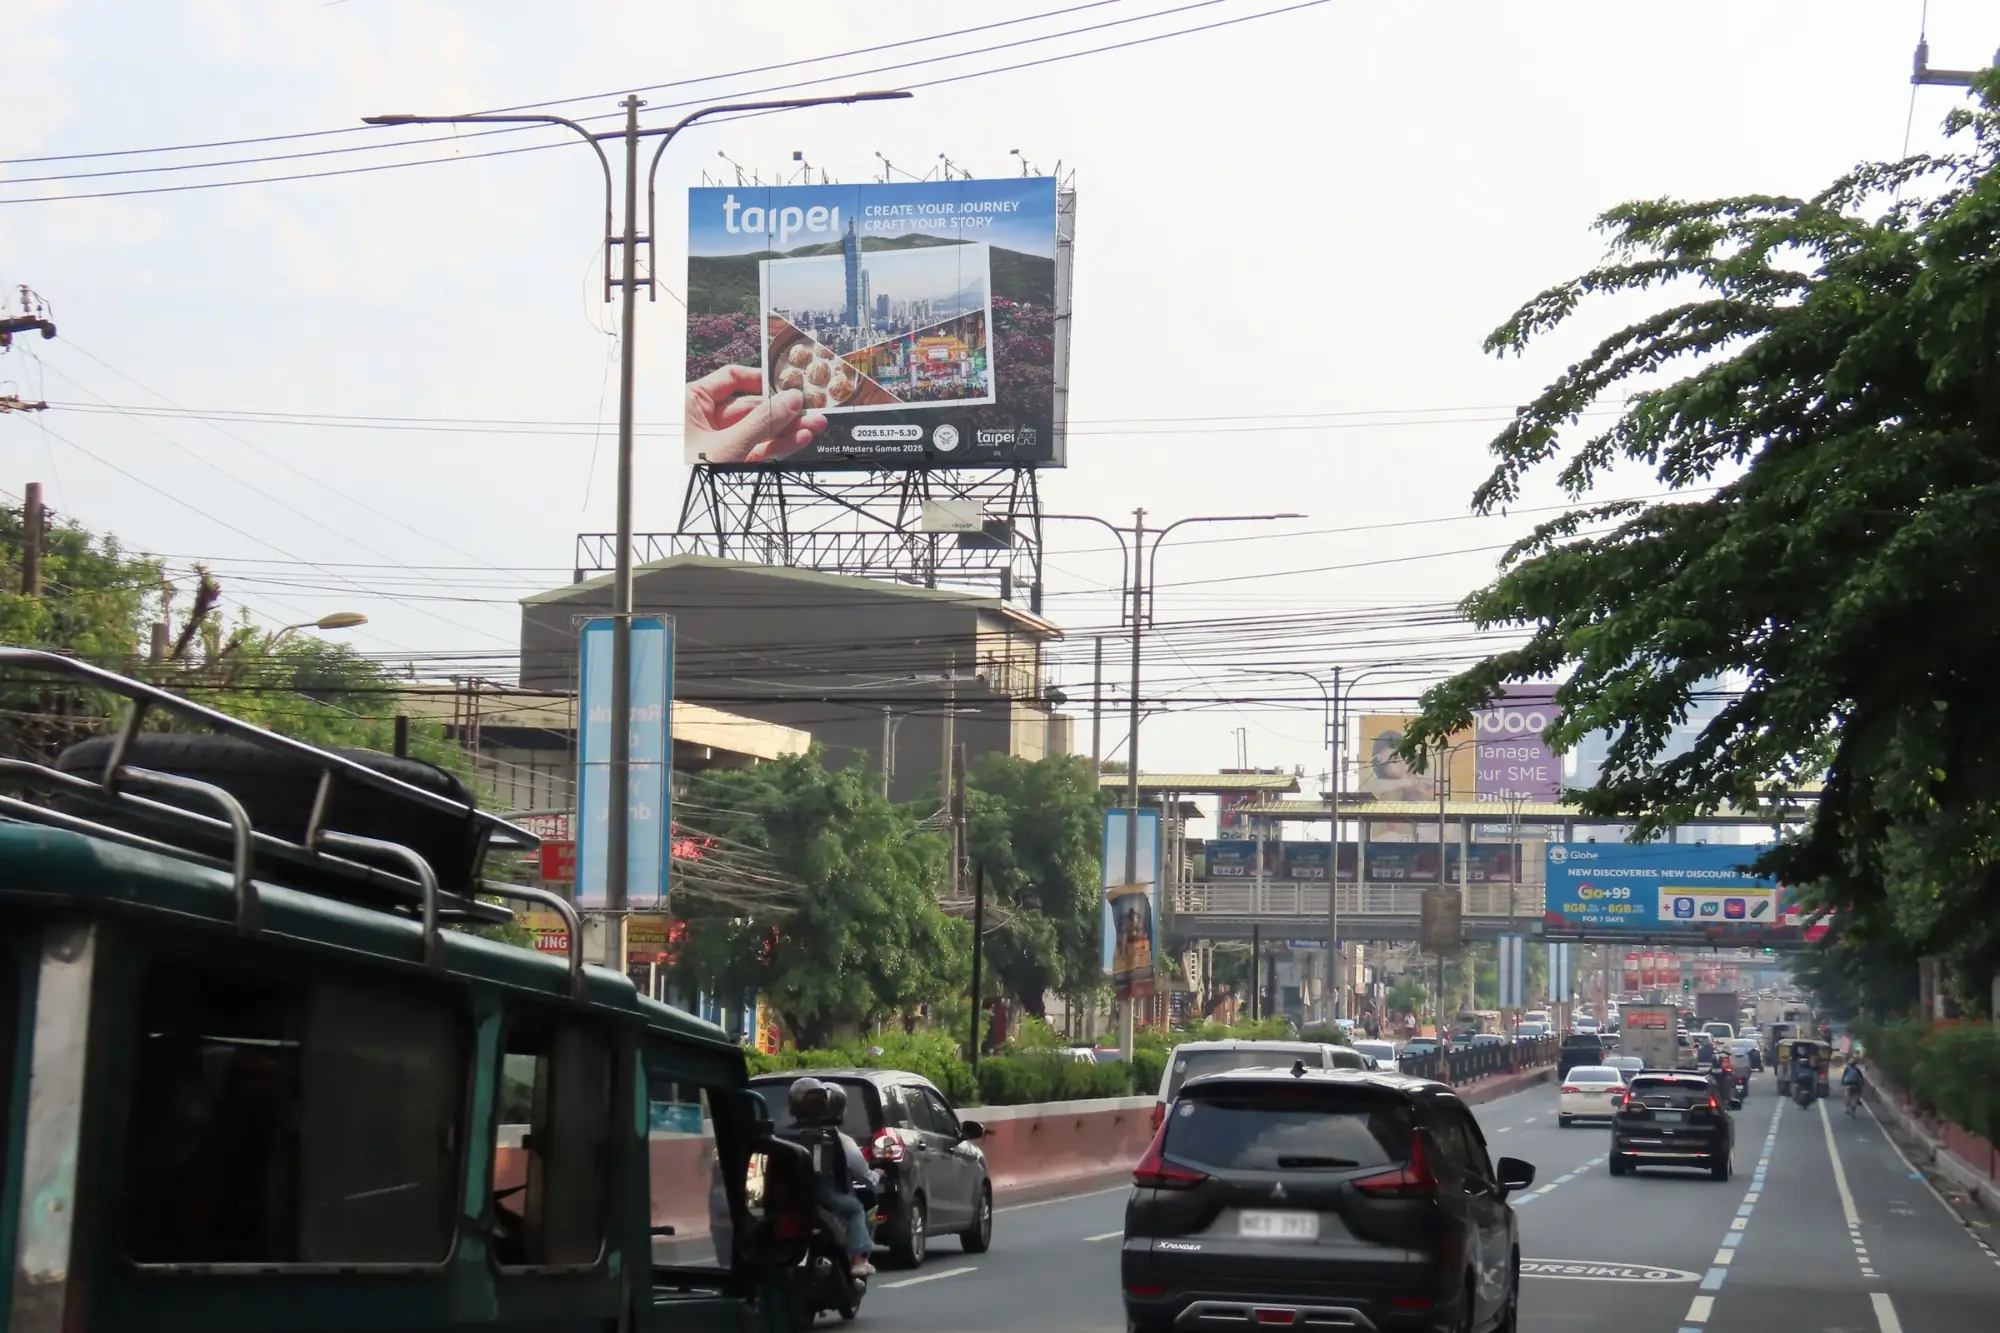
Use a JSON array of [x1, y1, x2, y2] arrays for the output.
[[969, 859, 986, 1070], [1122, 507, 1146, 1060], [944, 652, 959, 899], [1911, 36, 1999, 88], [362, 86, 913, 975], [881, 707, 894, 799], [1043, 506, 1303, 1059], [1326, 665, 1343, 1022], [1090, 635, 1103, 777], [21, 482, 44, 597], [951, 741, 967, 904]]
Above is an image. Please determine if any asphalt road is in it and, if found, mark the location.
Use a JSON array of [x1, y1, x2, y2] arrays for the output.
[[851, 1072, 2000, 1333]]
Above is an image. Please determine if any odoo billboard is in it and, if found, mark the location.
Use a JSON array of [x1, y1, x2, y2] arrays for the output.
[[685, 177, 1062, 469]]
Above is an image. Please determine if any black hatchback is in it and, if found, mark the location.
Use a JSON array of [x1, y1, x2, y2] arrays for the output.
[[1122, 1066, 1535, 1333], [748, 1068, 992, 1268]]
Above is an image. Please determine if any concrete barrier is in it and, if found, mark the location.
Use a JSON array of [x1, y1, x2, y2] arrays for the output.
[[962, 1094, 1158, 1204], [494, 1065, 1559, 1239]]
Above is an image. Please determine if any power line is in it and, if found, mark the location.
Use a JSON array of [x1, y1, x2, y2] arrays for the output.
[[3, 0, 1332, 205], [0, 0, 1139, 168]]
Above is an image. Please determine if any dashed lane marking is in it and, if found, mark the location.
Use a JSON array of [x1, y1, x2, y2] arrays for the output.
[[1085, 1231, 1122, 1242], [1871, 1291, 1903, 1333], [1686, 1293, 1714, 1323], [881, 1265, 978, 1289]]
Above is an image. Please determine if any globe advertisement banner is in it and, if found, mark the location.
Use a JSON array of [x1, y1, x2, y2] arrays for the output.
[[685, 177, 1060, 469], [1542, 842, 1809, 942]]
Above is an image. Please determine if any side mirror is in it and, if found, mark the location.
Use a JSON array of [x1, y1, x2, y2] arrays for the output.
[[1495, 1157, 1535, 1197], [733, 1130, 814, 1272], [958, 1119, 985, 1141]]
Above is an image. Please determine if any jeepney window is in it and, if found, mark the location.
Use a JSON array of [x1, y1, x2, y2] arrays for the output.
[[646, 1077, 724, 1268], [121, 957, 464, 1266], [490, 1012, 612, 1268]]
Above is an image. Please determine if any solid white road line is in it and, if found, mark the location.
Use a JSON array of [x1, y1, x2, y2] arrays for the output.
[[1818, 1098, 1862, 1229], [995, 1185, 1129, 1214], [881, 1265, 978, 1289], [1870, 1292, 1903, 1333], [1086, 1231, 1123, 1242]]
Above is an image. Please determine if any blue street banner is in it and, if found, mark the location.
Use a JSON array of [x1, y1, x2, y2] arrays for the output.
[[1363, 842, 1442, 884], [1542, 841, 1795, 942], [576, 617, 674, 910], [1497, 935, 1525, 1009], [1102, 809, 1162, 1000], [1549, 942, 1573, 1003]]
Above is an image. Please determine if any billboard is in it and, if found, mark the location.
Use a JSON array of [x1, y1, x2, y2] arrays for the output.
[[1542, 842, 1807, 942], [1473, 683, 1562, 804], [576, 616, 673, 910], [1102, 809, 1162, 1000], [685, 177, 1062, 470]]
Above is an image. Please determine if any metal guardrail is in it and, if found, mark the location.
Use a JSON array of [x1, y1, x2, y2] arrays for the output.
[[1396, 1036, 1558, 1085], [1172, 881, 1547, 918]]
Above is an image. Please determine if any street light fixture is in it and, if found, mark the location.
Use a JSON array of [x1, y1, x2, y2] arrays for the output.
[[268, 611, 369, 648], [1046, 509, 1304, 1057], [363, 88, 912, 969]]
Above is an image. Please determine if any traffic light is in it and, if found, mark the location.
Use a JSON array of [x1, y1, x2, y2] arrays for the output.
[[1682, 976, 1692, 991]]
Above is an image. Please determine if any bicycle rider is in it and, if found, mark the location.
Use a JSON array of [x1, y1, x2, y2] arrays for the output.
[[1842, 1055, 1865, 1117]]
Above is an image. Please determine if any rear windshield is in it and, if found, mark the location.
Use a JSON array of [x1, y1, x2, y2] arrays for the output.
[[1561, 1034, 1602, 1047], [1625, 1078, 1712, 1108], [1354, 1043, 1397, 1062], [1167, 1047, 1321, 1099], [1164, 1085, 1412, 1172], [751, 1078, 876, 1141], [1567, 1067, 1622, 1084]]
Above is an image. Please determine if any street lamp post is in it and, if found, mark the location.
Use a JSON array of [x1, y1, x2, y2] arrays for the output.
[[363, 88, 911, 969], [1047, 509, 1302, 1057]]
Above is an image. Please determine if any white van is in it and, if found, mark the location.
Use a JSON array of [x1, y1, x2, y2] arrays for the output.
[[1151, 1039, 1372, 1132]]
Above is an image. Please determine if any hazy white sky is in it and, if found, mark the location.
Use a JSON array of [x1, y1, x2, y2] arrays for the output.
[[1, 0, 1985, 793]]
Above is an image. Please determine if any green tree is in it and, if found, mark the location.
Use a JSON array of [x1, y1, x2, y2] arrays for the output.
[[1401, 81, 2000, 1006], [668, 752, 962, 1047], [963, 752, 1108, 1018]]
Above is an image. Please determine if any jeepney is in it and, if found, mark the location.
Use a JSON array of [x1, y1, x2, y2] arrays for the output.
[[0, 651, 814, 1332]]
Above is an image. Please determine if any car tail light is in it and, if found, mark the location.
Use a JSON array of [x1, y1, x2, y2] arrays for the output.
[[1560, 1084, 1581, 1094], [1133, 1120, 1207, 1190], [868, 1130, 906, 1165], [1151, 1101, 1166, 1133], [1707, 1096, 1721, 1111], [1354, 1133, 1438, 1199]]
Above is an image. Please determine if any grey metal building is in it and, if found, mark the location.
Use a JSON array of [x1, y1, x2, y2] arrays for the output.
[[519, 555, 1069, 803]]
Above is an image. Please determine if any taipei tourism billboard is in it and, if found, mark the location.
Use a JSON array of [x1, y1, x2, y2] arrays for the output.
[[685, 177, 1063, 469]]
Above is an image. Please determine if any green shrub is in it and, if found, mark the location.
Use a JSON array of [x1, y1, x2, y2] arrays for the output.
[[975, 1052, 1132, 1105], [1913, 1024, 2000, 1141], [748, 1030, 977, 1106]]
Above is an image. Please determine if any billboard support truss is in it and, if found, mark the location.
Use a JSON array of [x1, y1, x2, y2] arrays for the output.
[[575, 463, 1046, 607]]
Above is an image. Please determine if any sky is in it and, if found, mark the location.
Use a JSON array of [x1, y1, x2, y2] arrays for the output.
[[1, 0, 1988, 812]]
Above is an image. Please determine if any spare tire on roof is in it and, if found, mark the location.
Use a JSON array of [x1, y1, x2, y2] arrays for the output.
[[53, 733, 489, 898]]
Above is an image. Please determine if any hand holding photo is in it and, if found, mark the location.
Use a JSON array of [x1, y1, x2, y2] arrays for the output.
[[683, 365, 827, 466]]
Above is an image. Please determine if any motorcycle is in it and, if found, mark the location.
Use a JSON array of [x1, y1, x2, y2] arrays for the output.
[[788, 1145, 882, 1323], [1793, 1074, 1816, 1108]]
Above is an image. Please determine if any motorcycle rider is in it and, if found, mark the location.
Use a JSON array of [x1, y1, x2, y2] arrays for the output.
[[1790, 1044, 1818, 1103], [785, 1078, 876, 1279]]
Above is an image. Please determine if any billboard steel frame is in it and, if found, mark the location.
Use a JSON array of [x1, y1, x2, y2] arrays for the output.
[[578, 464, 1045, 606]]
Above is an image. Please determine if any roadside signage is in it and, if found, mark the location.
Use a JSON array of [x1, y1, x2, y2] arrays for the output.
[[1542, 842, 1811, 943], [575, 616, 674, 910]]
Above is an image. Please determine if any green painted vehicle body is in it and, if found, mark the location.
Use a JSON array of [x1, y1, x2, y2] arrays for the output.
[[0, 652, 808, 1333]]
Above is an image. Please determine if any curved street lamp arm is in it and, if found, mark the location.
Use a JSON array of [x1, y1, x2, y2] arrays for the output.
[[363, 111, 614, 271], [1042, 513, 1133, 604], [645, 91, 913, 303], [1143, 512, 1302, 596]]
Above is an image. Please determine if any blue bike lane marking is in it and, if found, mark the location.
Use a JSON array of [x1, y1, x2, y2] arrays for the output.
[[1676, 1098, 1782, 1330]]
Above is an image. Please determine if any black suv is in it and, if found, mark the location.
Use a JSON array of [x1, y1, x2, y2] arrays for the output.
[[1122, 1067, 1534, 1333], [1557, 1032, 1606, 1077], [1610, 1072, 1735, 1181], [748, 1069, 992, 1267]]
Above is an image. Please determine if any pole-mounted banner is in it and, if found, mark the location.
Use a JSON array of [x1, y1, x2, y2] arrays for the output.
[[576, 616, 674, 910]]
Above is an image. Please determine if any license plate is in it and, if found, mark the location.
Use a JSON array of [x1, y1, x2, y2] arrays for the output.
[[1653, 1109, 1687, 1123], [1239, 1210, 1319, 1241]]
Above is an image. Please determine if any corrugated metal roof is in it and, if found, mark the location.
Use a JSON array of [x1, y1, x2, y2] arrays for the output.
[[1098, 772, 1300, 793], [521, 554, 1061, 638], [1237, 792, 1821, 822]]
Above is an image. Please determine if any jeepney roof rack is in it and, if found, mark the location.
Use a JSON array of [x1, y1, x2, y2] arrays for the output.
[[0, 647, 589, 998]]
